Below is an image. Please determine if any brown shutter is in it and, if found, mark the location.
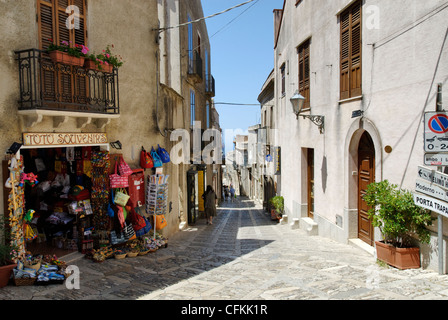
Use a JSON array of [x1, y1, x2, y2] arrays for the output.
[[350, 2, 362, 97], [298, 39, 310, 109], [38, 0, 56, 51], [340, 0, 362, 100], [37, 0, 88, 109]]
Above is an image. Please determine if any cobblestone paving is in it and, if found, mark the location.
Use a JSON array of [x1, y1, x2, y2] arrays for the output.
[[1, 197, 448, 300]]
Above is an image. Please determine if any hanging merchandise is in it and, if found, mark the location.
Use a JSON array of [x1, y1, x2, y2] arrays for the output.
[[128, 169, 145, 206], [109, 157, 129, 188], [155, 214, 167, 230], [6, 157, 26, 262], [114, 188, 130, 207], [140, 147, 154, 169], [91, 150, 111, 231], [123, 223, 136, 241], [150, 147, 163, 168], [157, 144, 171, 163], [118, 156, 133, 176]]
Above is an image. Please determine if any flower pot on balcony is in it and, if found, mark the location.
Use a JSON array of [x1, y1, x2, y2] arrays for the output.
[[0, 263, 17, 288], [49, 51, 85, 67], [84, 59, 113, 73], [375, 241, 421, 270]]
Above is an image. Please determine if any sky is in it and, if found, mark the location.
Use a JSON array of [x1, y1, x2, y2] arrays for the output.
[[201, 0, 284, 153]]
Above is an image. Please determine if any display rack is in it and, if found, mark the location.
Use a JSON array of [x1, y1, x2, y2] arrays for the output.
[[146, 174, 169, 240]]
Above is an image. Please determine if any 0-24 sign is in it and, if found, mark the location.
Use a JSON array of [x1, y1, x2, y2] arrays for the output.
[[424, 112, 448, 152]]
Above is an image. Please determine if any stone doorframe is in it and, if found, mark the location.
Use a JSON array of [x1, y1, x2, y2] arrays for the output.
[[344, 117, 383, 243]]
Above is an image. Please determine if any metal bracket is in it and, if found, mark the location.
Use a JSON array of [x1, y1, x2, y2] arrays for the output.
[[301, 115, 325, 134]]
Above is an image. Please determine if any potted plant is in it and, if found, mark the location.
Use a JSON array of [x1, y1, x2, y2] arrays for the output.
[[269, 196, 284, 221], [84, 44, 124, 73], [0, 221, 17, 288], [47, 40, 89, 67], [364, 180, 434, 270]]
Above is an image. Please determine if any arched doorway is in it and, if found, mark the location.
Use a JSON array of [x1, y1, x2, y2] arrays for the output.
[[358, 131, 375, 246]]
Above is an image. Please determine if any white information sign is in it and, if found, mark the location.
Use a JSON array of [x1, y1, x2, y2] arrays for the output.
[[418, 166, 448, 189], [415, 179, 448, 202], [424, 153, 448, 166], [413, 193, 448, 219], [424, 112, 448, 152]]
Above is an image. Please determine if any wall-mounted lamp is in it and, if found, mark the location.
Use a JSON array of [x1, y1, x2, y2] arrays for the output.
[[290, 92, 325, 134]]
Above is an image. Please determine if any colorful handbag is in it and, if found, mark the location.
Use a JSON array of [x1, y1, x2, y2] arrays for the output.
[[154, 214, 167, 230], [123, 223, 136, 241], [118, 156, 133, 176], [157, 144, 171, 163], [151, 147, 163, 168], [114, 188, 130, 207], [110, 160, 129, 188], [140, 147, 154, 169]]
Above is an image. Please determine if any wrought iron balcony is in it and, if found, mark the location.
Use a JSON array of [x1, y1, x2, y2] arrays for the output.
[[205, 74, 215, 97], [15, 48, 119, 116], [188, 50, 203, 82]]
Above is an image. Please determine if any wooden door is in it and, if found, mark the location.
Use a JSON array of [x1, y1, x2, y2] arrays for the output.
[[358, 132, 375, 246], [307, 149, 314, 219]]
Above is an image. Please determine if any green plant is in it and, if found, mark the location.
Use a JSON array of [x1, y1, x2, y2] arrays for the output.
[[363, 180, 434, 248], [0, 217, 14, 267], [87, 45, 124, 70], [47, 40, 89, 58], [269, 196, 284, 215]]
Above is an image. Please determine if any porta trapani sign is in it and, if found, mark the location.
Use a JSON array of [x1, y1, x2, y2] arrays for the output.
[[413, 193, 448, 219]]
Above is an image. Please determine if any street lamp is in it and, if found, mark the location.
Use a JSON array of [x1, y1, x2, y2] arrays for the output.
[[290, 91, 325, 134], [290, 92, 306, 119]]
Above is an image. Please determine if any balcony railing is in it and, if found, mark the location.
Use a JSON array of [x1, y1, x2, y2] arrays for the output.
[[188, 50, 203, 82], [205, 74, 215, 97], [15, 49, 119, 115]]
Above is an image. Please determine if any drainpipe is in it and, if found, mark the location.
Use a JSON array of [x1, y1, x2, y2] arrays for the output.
[[437, 83, 445, 275]]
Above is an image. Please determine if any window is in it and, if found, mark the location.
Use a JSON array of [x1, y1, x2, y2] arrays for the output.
[[188, 14, 193, 71], [38, 0, 87, 51], [298, 39, 310, 109], [206, 101, 210, 128], [281, 63, 286, 96], [190, 90, 196, 127], [37, 0, 88, 107], [340, 0, 362, 100]]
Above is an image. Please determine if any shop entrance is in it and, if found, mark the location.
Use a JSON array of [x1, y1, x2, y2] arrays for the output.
[[357, 132, 375, 246], [10, 144, 109, 258], [187, 170, 198, 225]]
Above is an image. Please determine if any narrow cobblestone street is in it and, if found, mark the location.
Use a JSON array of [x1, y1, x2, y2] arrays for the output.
[[1, 197, 448, 301]]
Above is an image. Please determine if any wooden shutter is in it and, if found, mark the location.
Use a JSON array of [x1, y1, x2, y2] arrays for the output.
[[37, 0, 88, 109], [340, 0, 362, 100], [298, 39, 310, 109]]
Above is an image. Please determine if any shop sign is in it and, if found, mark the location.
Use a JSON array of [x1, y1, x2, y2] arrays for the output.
[[23, 133, 107, 147], [413, 193, 448, 219], [274, 147, 281, 176]]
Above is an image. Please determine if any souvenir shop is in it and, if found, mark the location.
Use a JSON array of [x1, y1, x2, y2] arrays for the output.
[[2, 133, 171, 286]]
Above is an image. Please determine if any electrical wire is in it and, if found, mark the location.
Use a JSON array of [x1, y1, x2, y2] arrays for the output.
[[399, 27, 448, 190], [157, 0, 257, 32]]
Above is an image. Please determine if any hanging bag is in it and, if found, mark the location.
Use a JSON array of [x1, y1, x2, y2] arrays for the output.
[[118, 156, 133, 176], [114, 188, 130, 207], [123, 223, 136, 241], [140, 147, 154, 169], [157, 144, 171, 163], [110, 159, 129, 188], [154, 214, 167, 230], [151, 147, 163, 168]]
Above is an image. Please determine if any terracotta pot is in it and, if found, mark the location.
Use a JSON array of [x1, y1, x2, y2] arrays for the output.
[[0, 263, 17, 288], [375, 241, 421, 270], [84, 59, 113, 73], [49, 51, 85, 67], [270, 209, 281, 221]]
